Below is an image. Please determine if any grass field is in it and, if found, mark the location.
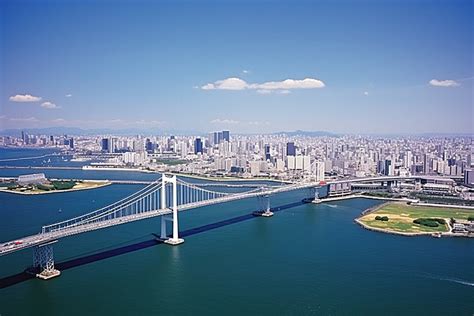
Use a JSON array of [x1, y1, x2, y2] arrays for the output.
[[2, 180, 109, 194], [358, 202, 474, 234], [156, 159, 187, 166]]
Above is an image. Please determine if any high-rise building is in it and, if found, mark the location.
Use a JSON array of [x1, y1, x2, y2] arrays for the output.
[[264, 144, 271, 161], [101, 138, 110, 152], [212, 130, 229, 145], [404, 151, 413, 168], [286, 142, 296, 156], [464, 169, 474, 186], [145, 138, 154, 153], [194, 138, 203, 154], [384, 159, 393, 176], [424, 154, 432, 174], [313, 161, 325, 181], [180, 141, 188, 158], [250, 161, 261, 176], [222, 130, 230, 142]]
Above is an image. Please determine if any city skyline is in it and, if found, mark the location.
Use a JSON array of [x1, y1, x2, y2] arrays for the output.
[[1, 0, 473, 134]]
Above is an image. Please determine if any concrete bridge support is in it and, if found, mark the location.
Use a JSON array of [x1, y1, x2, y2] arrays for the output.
[[255, 194, 273, 217], [32, 241, 60, 280], [160, 174, 184, 245]]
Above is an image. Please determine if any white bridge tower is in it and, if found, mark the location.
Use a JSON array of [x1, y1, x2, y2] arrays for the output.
[[159, 174, 184, 245]]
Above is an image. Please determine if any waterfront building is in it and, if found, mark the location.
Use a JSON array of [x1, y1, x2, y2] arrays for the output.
[[465, 169, 474, 186], [17, 173, 47, 185]]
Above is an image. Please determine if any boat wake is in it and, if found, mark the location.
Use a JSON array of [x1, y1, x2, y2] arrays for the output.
[[420, 274, 474, 287]]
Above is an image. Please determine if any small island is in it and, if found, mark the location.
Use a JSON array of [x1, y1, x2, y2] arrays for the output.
[[356, 202, 474, 237], [0, 173, 110, 195]]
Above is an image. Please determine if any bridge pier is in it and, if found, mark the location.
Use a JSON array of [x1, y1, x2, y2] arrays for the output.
[[303, 187, 321, 204], [312, 188, 322, 204], [254, 194, 273, 217], [32, 241, 60, 280], [161, 174, 184, 246]]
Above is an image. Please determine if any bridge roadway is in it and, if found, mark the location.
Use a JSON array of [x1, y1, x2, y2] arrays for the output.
[[0, 175, 453, 257], [0, 181, 308, 256], [105, 180, 270, 188]]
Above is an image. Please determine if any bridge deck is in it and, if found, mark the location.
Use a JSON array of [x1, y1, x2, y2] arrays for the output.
[[1, 175, 448, 257]]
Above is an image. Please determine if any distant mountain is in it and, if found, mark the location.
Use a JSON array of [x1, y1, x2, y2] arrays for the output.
[[274, 130, 339, 137]]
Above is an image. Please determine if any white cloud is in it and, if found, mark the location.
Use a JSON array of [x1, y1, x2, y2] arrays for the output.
[[247, 120, 270, 126], [429, 79, 460, 87], [51, 118, 66, 123], [364, 91, 369, 96], [256, 89, 272, 95], [65, 94, 72, 97], [278, 90, 291, 94], [210, 118, 240, 124], [252, 78, 325, 90], [201, 77, 325, 93], [201, 83, 216, 90], [41, 101, 60, 109], [9, 94, 42, 102], [242, 70, 250, 74], [9, 117, 39, 122], [202, 77, 248, 90]]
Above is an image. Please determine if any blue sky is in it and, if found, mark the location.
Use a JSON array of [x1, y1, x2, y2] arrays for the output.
[[0, 0, 472, 134]]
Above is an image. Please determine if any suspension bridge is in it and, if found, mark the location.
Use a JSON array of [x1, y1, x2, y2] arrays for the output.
[[0, 174, 319, 279], [0, 174, 433, 280]]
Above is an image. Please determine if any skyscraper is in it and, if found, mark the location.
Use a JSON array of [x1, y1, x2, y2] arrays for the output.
[[222, 130, 230, 142], [145, 138, 154, 153], [212, 130, 229, 145], [194, 138, 203, 154], [286, 142, 296, 156], [101, 138, 110, 152], [384, 159, 393, 176], [313, 161, 325, 181], [264, 144, 271, 161]]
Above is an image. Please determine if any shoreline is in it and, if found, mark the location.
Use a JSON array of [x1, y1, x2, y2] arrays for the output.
[[0, 165, 291, 184], [0, 180, 111, 195], [354, 201, 474, 237], [170, 171, 292, 184], [318, 194, 418, 203], [354, 218, 474, 238], [82, 166, 159, 173], [319, 194, 474, 210]]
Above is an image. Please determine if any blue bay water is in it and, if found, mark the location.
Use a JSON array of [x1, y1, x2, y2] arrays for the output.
[[0, 148, 473, 315]]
